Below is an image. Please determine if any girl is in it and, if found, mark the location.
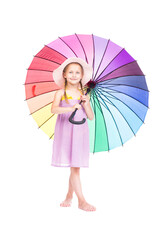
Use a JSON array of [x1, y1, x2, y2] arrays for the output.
[[51, 57, 96, 212]]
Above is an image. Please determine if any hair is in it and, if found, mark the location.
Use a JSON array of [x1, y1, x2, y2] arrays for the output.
[[63, 62, 85, 104]]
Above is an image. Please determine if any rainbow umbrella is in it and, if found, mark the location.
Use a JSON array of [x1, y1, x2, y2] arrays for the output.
[[25, 33, 149, 152]]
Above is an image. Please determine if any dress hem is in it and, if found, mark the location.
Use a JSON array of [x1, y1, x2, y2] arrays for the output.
[[51, 164, 89, 168]]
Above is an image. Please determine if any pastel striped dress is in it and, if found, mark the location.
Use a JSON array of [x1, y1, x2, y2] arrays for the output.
[[51, 90, 90, 168]]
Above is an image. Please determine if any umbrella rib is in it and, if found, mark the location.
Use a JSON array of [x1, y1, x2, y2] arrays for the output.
[[96, 84, 149, 108], [75, 33, 88, 63], [58, 36, 78, 57], [49, 132, 55, 140], [90, 92, 104, 112], [98, 81, 149, 92], [97, 85, 145, 123], [90, 94, 109, 152], [92, 90, 115, 106], [95, 48, 124, 83], [29, 101, 53, 115], [24, 81, 54, 85], [91, 94, 96, 154], [95, 88, 123, 147], [95, 60, 140, 83], [93, 39, 110, 81], [106, 74, 147, 86], [96, 87, 136, 136], [91, 91, 114, 109], [27, 68, 53, 73], [95, 96, 114, 107], [92, 34, 95, 79], [92, 90, 110, 151], [100, 74, 146, 85], [38, 113, 55, 129], [45, 44, 68, 59], [95, 97, 124, 147], [25, 89, 57, 101], [33, 55, 62, 65], [91, 92, 105, 153], [89, 93, 101, 153]]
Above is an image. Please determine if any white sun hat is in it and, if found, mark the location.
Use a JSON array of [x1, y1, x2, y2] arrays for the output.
[[53, 57, 93, 88]]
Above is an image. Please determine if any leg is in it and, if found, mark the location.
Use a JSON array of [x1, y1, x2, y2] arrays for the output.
[[70, 167, 96, 211], [60, 173, 74, 207], [65, 173, 74, 199]]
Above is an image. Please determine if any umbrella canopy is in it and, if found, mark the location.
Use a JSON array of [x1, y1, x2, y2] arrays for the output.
[[25, 33, 149, 152]]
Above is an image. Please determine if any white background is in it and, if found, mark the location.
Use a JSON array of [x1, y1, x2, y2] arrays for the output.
[[1, 0, 160, 239]]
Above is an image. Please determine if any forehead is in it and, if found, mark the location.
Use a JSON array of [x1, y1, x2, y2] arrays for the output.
[[66, 63, 82, 71]]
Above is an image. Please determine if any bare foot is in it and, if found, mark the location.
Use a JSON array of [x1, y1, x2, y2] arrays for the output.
[[60, 198, 72, 207], [78, 201, 96, 211]]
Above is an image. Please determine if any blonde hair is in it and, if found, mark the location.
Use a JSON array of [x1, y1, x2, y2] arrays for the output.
[[63, 62, 85, 104]]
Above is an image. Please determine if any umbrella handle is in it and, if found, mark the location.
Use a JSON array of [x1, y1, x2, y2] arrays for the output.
[[69, 99, 86, 125], [69, 88, 91, 125]]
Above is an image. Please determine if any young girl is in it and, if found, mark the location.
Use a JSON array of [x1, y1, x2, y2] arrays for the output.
[[51, 57, 96, 212]]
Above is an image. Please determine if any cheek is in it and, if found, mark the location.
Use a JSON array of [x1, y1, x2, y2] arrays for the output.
[[65, 73, 71, 78]]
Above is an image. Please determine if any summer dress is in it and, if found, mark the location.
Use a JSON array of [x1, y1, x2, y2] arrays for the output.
[[51, 90, 90, 167]]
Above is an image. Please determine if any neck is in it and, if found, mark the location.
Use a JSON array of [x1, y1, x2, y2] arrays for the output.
[[66, 83, 80, 91]]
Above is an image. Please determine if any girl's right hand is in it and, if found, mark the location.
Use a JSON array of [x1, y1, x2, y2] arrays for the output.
[[72, 103, 82, 110]]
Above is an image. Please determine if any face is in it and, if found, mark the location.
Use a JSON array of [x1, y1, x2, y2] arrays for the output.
[[63, 63, 83, 86]]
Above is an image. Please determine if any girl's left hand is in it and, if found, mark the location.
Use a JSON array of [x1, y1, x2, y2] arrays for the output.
[[80, 94, 90, 107]]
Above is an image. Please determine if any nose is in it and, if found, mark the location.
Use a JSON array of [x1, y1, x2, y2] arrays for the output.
[[71, 73, 76, 78]]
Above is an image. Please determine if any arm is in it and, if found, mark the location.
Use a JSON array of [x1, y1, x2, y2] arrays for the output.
[[80, 94, 94, 121], [51, 90, 73, 114], [83, 102, 94, 120], [52, 106, 74, 114]]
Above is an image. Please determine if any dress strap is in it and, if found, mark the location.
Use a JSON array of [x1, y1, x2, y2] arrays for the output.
[[61, 89, 84, 101]]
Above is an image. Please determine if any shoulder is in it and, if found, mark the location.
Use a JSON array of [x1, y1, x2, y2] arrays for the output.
[[52, 89, 64, 107], [56, 89, 65, 97], [53, 89, 64, 102]]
